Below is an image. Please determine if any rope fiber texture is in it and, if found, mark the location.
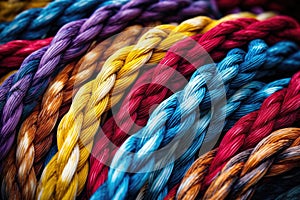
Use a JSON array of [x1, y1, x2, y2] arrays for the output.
[[202, 127, 300, 200], [176, 70, 300, 200], [0, 0, 218, 43], [0, 0, 223, 169], [0, 37, 52, 75], [86, 12, 269, 196], [35, 13, 256, 200], [92, 39, 300, 200], [0, 24, 148, 200], [88, 16, 300, 197]]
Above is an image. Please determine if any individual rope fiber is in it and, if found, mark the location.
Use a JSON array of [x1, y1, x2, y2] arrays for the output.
[[1, 24, 148, 200], [93, 39, 299, 200], [0, 1, 49, 22], [36, 13, 255, 200], [202, 127, 300, 200], [0, 0, 224, 166], [0, 37, 52, 75], [0, 0, 219, 43], [88, 15, 299, 196], [176, 70, 300, 200]]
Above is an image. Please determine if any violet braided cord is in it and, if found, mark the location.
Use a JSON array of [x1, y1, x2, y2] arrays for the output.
[[0, 0, 219, 167]]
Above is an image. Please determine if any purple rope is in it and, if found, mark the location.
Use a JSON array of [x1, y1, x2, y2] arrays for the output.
[[0, 0, 218, 164]]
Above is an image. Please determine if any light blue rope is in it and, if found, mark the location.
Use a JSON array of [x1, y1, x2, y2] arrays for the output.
[[91, 39, 300, 200]]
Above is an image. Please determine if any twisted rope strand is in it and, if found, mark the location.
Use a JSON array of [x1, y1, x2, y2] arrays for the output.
[[176, 70, 300, 200], [1, 25, 147, 200], [202, 128, 300, 200], [89, 16, 300, 196], [0, 37, 52, 75], [0, 0, 218, 42], [36, 13, 255, 200], [0, 0, 221, 166], [97, 39, 299, 200]]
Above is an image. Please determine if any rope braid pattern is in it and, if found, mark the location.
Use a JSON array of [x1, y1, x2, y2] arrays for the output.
[[136, 78, 293, 200], [0, 1, 49, 22], [0, 37, 52, 75], [0, 0, 218, 43], [202, 127, 300, 200], [88, 16, 300, 196], [1, 24, 148, 200], [93, 39, 299, 200], [0, 0, 220, 165], [176, 70, 300, 200], [86, 12, 265, 196], [35, 13, 254, 200]]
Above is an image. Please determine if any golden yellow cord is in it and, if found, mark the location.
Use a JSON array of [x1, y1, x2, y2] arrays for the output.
[[36, 13, 267, 199]]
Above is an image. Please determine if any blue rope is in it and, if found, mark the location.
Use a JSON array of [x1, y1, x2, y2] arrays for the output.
[[92, 39, 300, 200], [0, 0, 128, 43]]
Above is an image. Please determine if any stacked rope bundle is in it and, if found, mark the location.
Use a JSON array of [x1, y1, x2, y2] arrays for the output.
[[90, 38, 300, 199], [178, 128, 300, 200], [35, 13, 260, 200], [1, 0, 300, 199], [175, 70, 300, 199], [0, 0, 226, 167], [88, 16, 300, 197]]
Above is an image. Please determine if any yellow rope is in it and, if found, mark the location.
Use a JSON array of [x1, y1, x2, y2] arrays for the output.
[[36, 13, 266, 199], [0, 2, 49, 22]]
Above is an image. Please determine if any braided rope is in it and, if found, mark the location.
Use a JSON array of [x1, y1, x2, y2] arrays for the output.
[[88, 16, 299, 196], [0, 1, 49, 22], [137, 78, 295, 200], [176, 70, 300, 200], [202, 127, 300, 199], [0, 37, 52, 75], [35, 13, 255, 200], [0, 0, 218, 43], [0, 0, 223, 165], [94, 39, 299, 200], [0, 24, 146, 200]]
